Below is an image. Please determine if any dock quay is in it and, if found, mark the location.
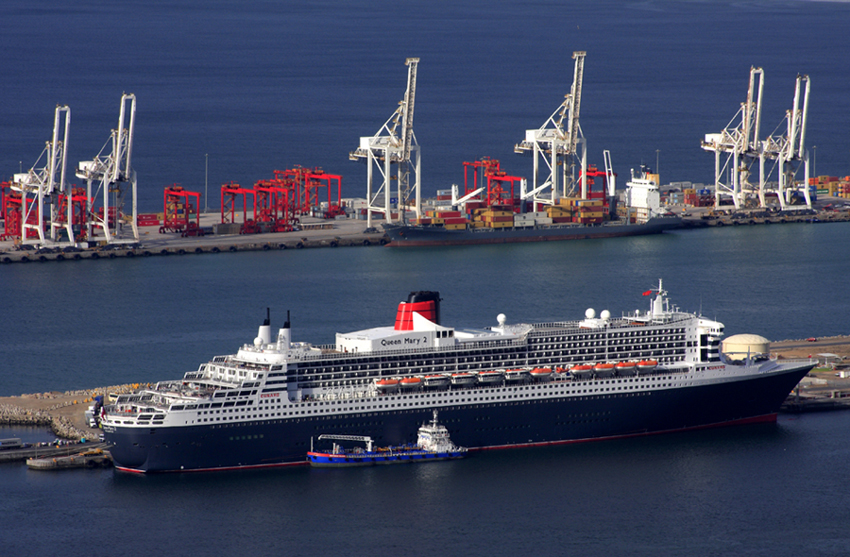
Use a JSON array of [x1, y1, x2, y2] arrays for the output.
[[0, 215, 388, 264], [26, 446, 111, 470], [1, 442, 110, 464], [680, 205, 850, 228], [771, 336, 850, 413], [3, 205, 850, 264]]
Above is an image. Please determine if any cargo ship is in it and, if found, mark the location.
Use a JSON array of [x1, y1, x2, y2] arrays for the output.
[[384, 166, 681, 246], [101, 282, 814, 473], [306, 410, 467, 467], [383, 215, 680, 246]]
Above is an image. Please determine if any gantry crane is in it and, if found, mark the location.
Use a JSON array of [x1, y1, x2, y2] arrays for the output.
[[701, 67, 764, 210], [10, 105, 73, 246], [515, 51, 587, 206], [760, 74, 811, 210], [702, 69, 811, 210], [76, 93, 138, 244], [350, 58, 421, 229]]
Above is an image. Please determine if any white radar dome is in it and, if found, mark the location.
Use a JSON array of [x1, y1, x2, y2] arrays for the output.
[[600, 310, 611, 320], [585, 308, 596, 319], [254, 337, 263, 347], [497, 313, 507, 326]]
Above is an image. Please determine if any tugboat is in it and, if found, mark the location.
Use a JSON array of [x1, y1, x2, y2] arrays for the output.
[[307, 411, 467, 467]]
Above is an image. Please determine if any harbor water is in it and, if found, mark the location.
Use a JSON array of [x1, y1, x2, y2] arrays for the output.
[[2, 1, 850, 555], [2, 224, 850, 556]]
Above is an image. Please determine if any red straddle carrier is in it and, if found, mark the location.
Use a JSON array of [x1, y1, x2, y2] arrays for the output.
[[394, 291, 441, 331]]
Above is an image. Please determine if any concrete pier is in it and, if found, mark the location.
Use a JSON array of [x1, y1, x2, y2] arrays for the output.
[[0, 215, 388, 264]]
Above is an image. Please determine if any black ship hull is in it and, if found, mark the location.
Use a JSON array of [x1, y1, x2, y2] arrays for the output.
[[383, 216, 681, 247], [106, 362, 811, 473]]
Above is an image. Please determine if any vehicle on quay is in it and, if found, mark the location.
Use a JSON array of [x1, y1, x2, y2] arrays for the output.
[[101, 281, 815, 473], [0, 438, 23, 451]]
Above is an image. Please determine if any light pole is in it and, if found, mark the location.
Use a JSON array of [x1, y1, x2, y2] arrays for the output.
[[655, 149, 660, 180], [204, 153, 209, 214]]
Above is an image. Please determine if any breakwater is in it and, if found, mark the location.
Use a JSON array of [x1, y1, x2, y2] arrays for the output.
[[0, 384, 143, 440]]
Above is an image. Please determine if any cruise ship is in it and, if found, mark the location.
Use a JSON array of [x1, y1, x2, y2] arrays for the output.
[[101, 282, 814, 473]]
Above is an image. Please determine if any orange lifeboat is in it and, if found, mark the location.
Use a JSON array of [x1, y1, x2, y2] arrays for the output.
[[593, 362, 616, 377], [530, 367, 553, 381], [399, 377, 422, 390], [615, 361, 637, 376], [637, 359, 658, 374], [570, 364, 594, 378], [375, 378, 399, 393]]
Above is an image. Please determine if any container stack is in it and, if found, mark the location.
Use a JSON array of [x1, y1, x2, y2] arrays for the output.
[[419, 209, 469, 230], [810, 175, 850, 198], [545, 204, 573, 223], [471, 206, 513, 228]]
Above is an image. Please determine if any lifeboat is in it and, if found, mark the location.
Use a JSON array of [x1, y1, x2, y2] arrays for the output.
[[399, 377, 422, 390], [615, 361, 637, 376], [504, 368, 530, 382], [423, 374, 450, 389], [593, 362, 616, 378], [530, 367, 553, 381], [375, 378, 399, 393], [637, 359, 658, 374], [570, 364, 594, 378], [477, 370, 505, 385], [450, 372, 476, 386]]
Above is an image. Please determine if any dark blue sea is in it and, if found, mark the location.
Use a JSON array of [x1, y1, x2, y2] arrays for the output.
[[2, 1, 850, 555]]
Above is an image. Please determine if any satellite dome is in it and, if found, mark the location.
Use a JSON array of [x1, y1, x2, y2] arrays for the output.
[[600, 310, 611, 320], [585, 308, 596, 319], [497, 313, 507, 326], [254, 337, 263, 347]]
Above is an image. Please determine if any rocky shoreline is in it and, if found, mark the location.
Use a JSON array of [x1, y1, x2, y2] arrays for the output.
[[0, 384, 146, 440]]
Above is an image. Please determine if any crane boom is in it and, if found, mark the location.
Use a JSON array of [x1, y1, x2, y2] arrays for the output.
[[401, 58, 418, 161], [568, 51, 586, 153]]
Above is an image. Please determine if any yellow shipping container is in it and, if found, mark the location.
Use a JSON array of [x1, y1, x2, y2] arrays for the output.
[[469, 221, 486, 228], [443, 223, 467, 230], [488, 221, 514, 228]]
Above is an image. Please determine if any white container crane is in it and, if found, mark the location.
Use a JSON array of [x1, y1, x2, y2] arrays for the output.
[[350, 58, 422, 229], [76, 93, 139, 244], [12, 105, 72, 246], [515, 51, 587, 206]]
